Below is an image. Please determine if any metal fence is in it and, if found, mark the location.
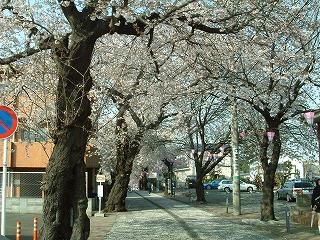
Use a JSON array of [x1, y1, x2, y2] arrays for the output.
[[0, 172, 45, 198]]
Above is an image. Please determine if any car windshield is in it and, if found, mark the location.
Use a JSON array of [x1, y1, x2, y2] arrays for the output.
[[294, 182, 313, 188]]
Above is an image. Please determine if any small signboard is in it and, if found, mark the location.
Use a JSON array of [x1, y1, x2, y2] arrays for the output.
[[0, 106, 18, 139], [96, 174, 106, 183], [98, 185, 103, 198]]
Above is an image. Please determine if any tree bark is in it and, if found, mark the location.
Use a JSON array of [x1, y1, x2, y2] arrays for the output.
[[39, 34, 96, 239], [260, 168, 276, 221], [40, 128, 90, 239], [104, 116, 141, 212], [260, 128, 281, 221], [195, 178, 206, 203]]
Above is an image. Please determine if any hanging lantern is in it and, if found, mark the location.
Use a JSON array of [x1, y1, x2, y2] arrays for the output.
[[212, 153, 218, 159], [267, 131, 275, 143], [219, 145, 225, 153], [240, 131, 246, 139], [304, 112, 315, 134], [190, 149, 195, 158]]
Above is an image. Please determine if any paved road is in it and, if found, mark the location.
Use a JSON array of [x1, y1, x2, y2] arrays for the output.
[[103, 191, 275, 240], [0, 213, 43, 240]]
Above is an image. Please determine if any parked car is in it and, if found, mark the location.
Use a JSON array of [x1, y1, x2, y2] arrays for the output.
[[203, 180, 220, 190], [185, 176, 196, 189], [218, 179, 257, 193], [276, 181, 314, 202]]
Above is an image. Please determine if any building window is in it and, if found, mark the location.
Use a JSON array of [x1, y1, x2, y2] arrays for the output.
[[22, 128, 48, 142]]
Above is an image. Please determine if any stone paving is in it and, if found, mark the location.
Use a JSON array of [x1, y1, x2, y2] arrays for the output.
[[88, 190, 320, 240], [102, 191, 277, 240]]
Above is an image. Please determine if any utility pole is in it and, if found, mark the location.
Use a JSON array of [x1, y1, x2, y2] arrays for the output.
[[231, 96, 241, 215]]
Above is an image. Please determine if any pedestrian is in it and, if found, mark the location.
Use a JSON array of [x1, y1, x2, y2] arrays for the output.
[[311, 178, 320, 233], [147, 181, 152, 194]]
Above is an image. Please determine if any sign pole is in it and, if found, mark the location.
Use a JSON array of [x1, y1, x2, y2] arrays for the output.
[[95, 174, 105, 217], [1, 138, 8, 236], [98, 182, 102, 214]]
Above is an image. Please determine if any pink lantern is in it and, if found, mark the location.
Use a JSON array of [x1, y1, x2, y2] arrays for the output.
[[190, 149, 196, 158], [219, 145, 225, 153], [213, 153, 218, 159], [266, 131, 275, 142], [304, 112, 315, 134], [304, 112, 315, 125], [240, 131, 246, 139]]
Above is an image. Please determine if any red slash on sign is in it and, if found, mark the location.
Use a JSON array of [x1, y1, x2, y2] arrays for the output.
[[0, 119, 10, 132], [0, 106, 18, 139]]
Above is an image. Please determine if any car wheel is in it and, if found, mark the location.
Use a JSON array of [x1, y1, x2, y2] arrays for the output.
[[286, 194, 292, 202], [207, 186, 212, 190], [247, 187, 253, 193], [224, 187, 231, 193]]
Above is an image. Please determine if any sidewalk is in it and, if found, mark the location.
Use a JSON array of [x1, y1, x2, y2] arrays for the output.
[[88, 190, 320, 240], [89, 212, 117, 240], [172, 190, 320, 240]]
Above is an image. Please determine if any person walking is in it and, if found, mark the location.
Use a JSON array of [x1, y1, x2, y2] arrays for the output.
[[147, 181, 152, 194], [311, 178, 320, 233]]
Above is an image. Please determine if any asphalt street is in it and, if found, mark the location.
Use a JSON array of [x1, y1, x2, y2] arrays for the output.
[[0, 213, 43, 240]]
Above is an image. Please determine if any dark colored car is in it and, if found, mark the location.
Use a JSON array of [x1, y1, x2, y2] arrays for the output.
[[185, 176, 196, 189], [276, 181, 314, 202]]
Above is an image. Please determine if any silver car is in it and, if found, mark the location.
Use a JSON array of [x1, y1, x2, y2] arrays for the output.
[[276, 181, 314, 202], [218, 179, 257, 193]]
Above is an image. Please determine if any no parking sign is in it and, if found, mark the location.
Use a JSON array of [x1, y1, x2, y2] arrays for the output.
[[0, 106, 18, 139], [0, 106, 18, 236]]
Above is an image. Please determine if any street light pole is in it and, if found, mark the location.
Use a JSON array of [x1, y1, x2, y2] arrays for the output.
[[231, 96, 241, 215]]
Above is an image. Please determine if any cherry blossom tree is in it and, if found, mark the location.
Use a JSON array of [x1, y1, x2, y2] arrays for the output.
[[176, 93, 232, 202], [194, 2, 320, 220]]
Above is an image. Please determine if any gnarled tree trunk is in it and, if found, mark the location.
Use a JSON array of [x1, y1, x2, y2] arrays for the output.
[[39, 35, 96, 239], [104, 115, 141, 212]]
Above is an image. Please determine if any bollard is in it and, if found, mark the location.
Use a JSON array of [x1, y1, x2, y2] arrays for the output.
[[16, 221, 21, 240], [226, 196, 229, 213], [285, 207, 290, 233], [34, 217, 38, 240]]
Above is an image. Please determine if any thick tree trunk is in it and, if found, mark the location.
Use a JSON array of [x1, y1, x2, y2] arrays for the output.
[[39, 34, 96, 239], [40, 129, 90, 239], [104, 171, 131, 212], [195, 178, 206, 203], [194, 157, 206, 203], [104, 152, 137, 212], [260, 169, 276, 221], [260, 128, 281, 221], [104, 115, 141, 212]]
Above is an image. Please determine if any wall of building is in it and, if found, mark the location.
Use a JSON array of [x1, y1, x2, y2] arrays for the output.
[[0, 198, 95, 216], [0, 141, 100, 169]]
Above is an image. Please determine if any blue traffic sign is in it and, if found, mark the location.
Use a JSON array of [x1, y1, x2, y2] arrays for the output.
[[0, 106, 18, 139]]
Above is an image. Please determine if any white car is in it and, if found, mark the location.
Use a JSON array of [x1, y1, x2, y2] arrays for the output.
[[218, 180, 257, 193]]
